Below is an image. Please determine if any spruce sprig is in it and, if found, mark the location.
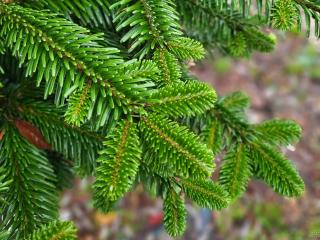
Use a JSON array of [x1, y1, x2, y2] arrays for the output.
[[0, 0, 309, 237]]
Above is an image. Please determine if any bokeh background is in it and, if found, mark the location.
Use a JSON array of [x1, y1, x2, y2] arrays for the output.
[[60, 32, 320, 240]]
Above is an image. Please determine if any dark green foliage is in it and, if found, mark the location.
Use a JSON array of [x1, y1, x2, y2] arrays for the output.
[[219, 91, 250, 112], [176, 0, 276, 56], [163, 188, 186, 237], [0, 4, 156, 129], [152, 48, 181, 84], [220, 143, 251, 200], [0, 231, 9, 240], [254, 119, 302, 146], [181, 178, 230, 210], [19, 101, 102, 175], [167, 37, 205, 60], [139, 114, 214, 179], [201, 119, 224, 155], [47, 151, 74, 190], [93, 120, 141, 203], [111, 0, 182, 57], [0, 0, 310, 237], [27, 220, 77, 240], [136, 164, 171, 198], [24, 0, 113, 29], [204, 94, 305, 200], [250, 143, 305, 196], [147, 81, 217, 117], [0, 126, 58, 239], [0, 168, 11, 203]]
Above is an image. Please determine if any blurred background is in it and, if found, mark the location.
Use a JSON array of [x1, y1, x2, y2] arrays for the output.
[[59, 32, 320, 240]]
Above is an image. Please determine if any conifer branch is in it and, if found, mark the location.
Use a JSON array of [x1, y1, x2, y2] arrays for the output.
[[152, 48, 181, 84], [0, 4, 154, 124], [23, 0, 113, 29], [65, 82, 92, 126], [18, 101, 102, 175], [140, 114, 214, 179], [254, 119, 302, 146], [219, 91, 250, 111], [93, 120, 141, 203], [250, 142, 305, 197], [201, 119, 224, 155], [167, 37, 206, 60], [147, 81, 217, 117], [295, 0, 320, 13], [176, 0, 275, 56], [181, 178, 230, 210], [136, 162, 172, 197], [111, 0, 182, 56], [0, 125, 58, 239], [219, 143, 252, 199], [163, 188, 186, 237], [0, 0, 310, 237], [27, 220, 77, 240]]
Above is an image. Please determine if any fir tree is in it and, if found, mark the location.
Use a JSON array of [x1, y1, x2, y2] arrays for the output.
[[0, 0, 314, 238]]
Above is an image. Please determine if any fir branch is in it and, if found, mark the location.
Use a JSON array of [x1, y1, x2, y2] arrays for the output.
[[249, 142, 305, 197], [163, 188, 186, 237], [219, 143, 252, 200], [0, 4, 152, 124], [167, 37, 205, 60], [93, 120, 141, 203], [201, 119, 224, 155], [271, 0, 299, 31], [111, 0, 183, 57], [254, 119, 302, 146], [116, 60, 158, 99], [213, 102, 252, 139], [177, 0, 251, 34], [139, 113, 214, 179], [292, 0, 320, 36], [227, 32, 249, 58], [27, 220, 77, 240], [23, 0, 113, 29], [65, 82, 92, 126], [216, 91, 250, 120], [180, 178, 230, 210], [93, 199, 117, 214], [0, 125, 58, 239], [18, 101, 102, 175], [243, 28, 276, 53], [176, 0, 275, 56], [147, 81, 217, 117], [0, 4, 122, 100], [152, 48, 181, 85], [295, 0, 320, 13], [0, 0, 309, 237]]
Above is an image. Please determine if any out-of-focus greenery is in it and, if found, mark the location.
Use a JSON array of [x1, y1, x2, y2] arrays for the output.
[[212, 57, 233, 75], [287, 44, 320, 80], [214, 199, 317, 240]]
